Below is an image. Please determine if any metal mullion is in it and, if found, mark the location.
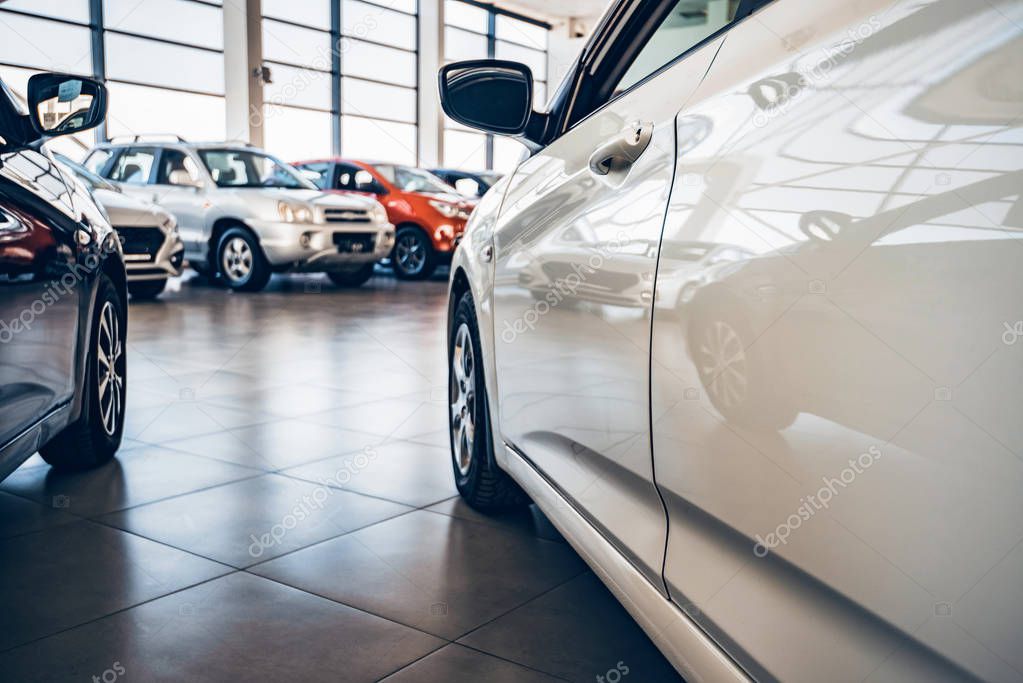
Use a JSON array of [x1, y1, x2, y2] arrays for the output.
[[354, 0, 419, 18], [332, 0, 343, 156], [345, 113, 416, 129], [0, 8, 91, 28], [90, 0, 106, 141], [413, 4, 419, 165], [263, 58, 333, 75], [343, 74, 416, 92], [341, 34, 417, 55], [454, 0, 550, 29], [103, 28, 225, 54], [106, 78, 225, 98], [484, 7, 496, 170], [261, 14, 331, 33]]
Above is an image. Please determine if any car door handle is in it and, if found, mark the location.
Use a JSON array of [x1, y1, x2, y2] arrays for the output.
[[588, 121, 653, 176]]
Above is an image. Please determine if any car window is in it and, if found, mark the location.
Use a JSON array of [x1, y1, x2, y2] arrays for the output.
[[336, 164, 379, 192], [84, 149, 113, 176], [297, 162, 332, 189], [376, 165, 453, 194], [108, 147, 157, 185], [613, 0, 741, 96], [197, 149, 316, 189], [454, 177, 482, 197], [156, 149, 202, 185]]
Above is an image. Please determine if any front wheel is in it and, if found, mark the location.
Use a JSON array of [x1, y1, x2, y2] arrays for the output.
[[449, 290, 529, 512], [128, 279, 167, 300], [217, 227, 271, 292], [40, 274, 125, 471], [326, 263, 375, 288], [392, 226, 436, 280]]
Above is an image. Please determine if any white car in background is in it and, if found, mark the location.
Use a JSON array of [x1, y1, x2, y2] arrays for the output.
[[56, 153, 183, 300], [83, 139, 393, 291]]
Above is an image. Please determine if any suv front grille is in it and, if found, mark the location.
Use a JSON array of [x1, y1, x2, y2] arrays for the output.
[[324, 208, 372, 224], [115, 227, 164, 262], [332, 232, 375, 254]]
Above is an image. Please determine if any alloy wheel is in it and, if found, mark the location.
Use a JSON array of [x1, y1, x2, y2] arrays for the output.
[[696, 320, 748, 409], [222, 236, 253, 283], [96, 300, 123, 436], [395, 232, 426, 275], [450, 323, 476, 476]]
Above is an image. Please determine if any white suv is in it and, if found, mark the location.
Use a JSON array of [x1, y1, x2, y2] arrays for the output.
[[83, 139, 393, 291]]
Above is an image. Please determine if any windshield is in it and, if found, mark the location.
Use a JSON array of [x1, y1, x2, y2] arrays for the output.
[[376, 165, 453, 195], [54, 153, 120, 192], [198, 149, 316, 189]]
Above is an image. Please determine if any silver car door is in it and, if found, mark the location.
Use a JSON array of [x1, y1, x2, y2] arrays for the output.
[[492, 0, 741, 587], [651, 0, 1023, 680], [151, 148, 210, 261]]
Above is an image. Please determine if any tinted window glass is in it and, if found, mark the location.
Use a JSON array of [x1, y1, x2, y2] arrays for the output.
[[156, 149, 202, 185], [84, 149, 113, 176], [108, 147, 157, 184], [297, 162, 332, 189], [198, 149, 316, 189], [614, 0, 739, 95], [336, 164, 378, 192]]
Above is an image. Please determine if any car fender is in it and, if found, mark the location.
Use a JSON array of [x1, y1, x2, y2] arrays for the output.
[[448, 172, 514, 470]]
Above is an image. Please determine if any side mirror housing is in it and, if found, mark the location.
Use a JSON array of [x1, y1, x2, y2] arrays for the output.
[[27, 73, 107, 139], [439, 60, 534, 137]]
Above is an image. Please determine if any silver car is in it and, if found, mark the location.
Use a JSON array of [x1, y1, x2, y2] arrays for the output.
[[441, 0, 1023, 681], [55, 153, 183, 300], [83, 139, 393, 291]]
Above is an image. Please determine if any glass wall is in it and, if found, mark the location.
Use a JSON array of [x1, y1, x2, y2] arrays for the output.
[[102, 0, 227, 142], [261, 0, 419, 164], [0, 1, 95, 157], [441, 0, 547, 173]]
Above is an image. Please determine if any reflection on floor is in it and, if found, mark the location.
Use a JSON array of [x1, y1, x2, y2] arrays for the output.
[[0, 269, 679, 682]]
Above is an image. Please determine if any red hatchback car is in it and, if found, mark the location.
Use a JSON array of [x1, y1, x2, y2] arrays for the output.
[[293, 159, 476, 280]]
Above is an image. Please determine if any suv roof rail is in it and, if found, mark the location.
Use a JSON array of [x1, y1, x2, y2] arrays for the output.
[[106, 134, 190, 144]]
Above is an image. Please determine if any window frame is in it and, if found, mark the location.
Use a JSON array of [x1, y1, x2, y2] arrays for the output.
[[558, 0, 774, 136]]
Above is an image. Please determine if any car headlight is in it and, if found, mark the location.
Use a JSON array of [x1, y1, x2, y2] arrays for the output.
[[371, 202, 388, 225], [277, 201, 313, 223], [429, 200, 460, 218]]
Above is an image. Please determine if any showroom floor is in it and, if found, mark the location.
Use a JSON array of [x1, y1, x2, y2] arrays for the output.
[[0, 269, 678, 682]]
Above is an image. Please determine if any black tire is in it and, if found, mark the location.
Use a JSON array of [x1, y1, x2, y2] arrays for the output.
[[449, 290, 529, 512], [326, 263, 375, 288], [392, 226, 436, 280], [217, 227, 271, 292], [39, 274, 126, 471], [127, 278, 167, 300], [687, 297, 797, 431]]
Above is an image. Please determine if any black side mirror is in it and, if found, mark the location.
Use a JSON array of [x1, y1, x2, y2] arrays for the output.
[[439, 60, 534, 136], [27, 73, 107, 139]]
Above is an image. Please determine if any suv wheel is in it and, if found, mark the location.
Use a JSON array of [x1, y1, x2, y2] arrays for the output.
[[327, 263, 375, 288], [39, 275, 125, 471], [128, 278, 167, 300], [392, 226, 436, 280], [449, 290, 529, 511], [218, 227, 271, 292]]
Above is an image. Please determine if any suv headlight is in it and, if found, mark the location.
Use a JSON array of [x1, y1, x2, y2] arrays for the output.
[[429, 199, 460, 218], [277, 201, 313, 223], [371, 203, 388, 225]]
